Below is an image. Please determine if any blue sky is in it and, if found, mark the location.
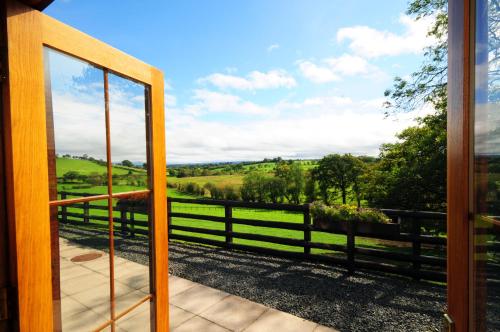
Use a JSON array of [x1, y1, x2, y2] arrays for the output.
[[45, 1, 437, 164]]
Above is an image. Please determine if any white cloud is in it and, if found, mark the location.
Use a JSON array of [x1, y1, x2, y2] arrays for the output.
[[337, 14, 437, 58], [166, 94, 432, 164], [267, 44, 280, 52], [52, 90, 149, 163], [185, 89, 269, 115], [198, 69, 297, 90], [298, 54, 386, 84], [325, 54, 375, 76], [297, 61, 340, 83], [165, 93, 177, 108]]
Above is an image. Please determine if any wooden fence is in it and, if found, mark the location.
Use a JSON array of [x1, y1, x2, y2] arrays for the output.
[[166, 197, 447, 282], [58, 191, 450, 281]]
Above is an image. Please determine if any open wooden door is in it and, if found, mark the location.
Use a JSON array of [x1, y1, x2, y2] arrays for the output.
[[1, 0, 168, 330], [448, 0, 500, 331]]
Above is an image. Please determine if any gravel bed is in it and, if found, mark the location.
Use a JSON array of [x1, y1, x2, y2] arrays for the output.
[[60, 224, 446, 332], [167, 242, 446, 332]]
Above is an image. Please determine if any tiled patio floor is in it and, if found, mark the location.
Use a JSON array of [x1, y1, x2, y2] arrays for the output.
[[58, 238, 338, 332]]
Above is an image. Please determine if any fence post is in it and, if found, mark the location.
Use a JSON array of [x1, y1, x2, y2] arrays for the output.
[[120, 207, 128, 237], [130, 211, 135, 238], [83, 201, 89, 223], [347, 219, 355, 274], [225, 204, 233, 249], [303, 205, 311, 255], [61, 192, 67, 223], [411, 218, 421, 280], [167, 200, 172, 239]]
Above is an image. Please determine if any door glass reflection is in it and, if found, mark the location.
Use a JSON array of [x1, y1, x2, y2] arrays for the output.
[[112, 193, 152, 331], [108, 73, 149, 193], [107, 73, 152, 328], [45, 48, 112, 331], [45, 48, 108, 198], [57, 200, 112, 331], [474, 0, 500, 330]]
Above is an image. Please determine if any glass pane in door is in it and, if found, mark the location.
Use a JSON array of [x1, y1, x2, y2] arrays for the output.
[[45, 48, 108, 198], [58, 199, 112, 331], [44, 47, 156, 331], [108, 73, 149, 193], [44, 48, 112, 331], [108, 73, 152, 329], [473, 0, 500, 330]]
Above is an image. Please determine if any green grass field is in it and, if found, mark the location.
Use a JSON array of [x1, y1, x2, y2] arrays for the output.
[[168, 174, 245, 188]]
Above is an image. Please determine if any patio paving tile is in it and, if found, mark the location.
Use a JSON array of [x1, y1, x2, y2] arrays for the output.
[[60, 264, 94, 281], [114, 290, 151, 314], [313, 325, 340, 332], [168, 275, 197, 297], [71, 281, 135, 309], [61, 272, 108, 296], [75, 255, 111, 271], [170, 304, 195, 330], [116, 269, 149, 289], [116, 301, 151, 332], [114, 261, 149, 278], [172, 315, 230, 332], [199, 295, 268, 332], [170, 284, 230, 315], [60, 247, 94, 259], [61, 307, 109, 332], [243, 308, 318, 332], [59, 239, 338, 332], [60, 296, 88, 318]]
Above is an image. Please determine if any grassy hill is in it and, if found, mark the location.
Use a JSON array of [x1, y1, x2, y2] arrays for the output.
[[209, 160, 318, 173], [56, 157, 145, 177], [168, 174, 245, 188]]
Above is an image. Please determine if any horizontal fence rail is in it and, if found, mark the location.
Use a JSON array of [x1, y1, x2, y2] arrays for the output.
[[166, 197, 449, 282], [54, 191, 465, 282]]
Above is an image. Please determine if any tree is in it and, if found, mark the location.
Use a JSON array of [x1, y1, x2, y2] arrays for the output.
[[275, 161, 304, 204], [350, 158, 368, 208], [222, 186, 240, 200], [122, 160, 134, 167], [365, 110, 446, 211], [264, 177, 287, 203], [384, 0, 448, 116], [203, 182, 217, 198], [370, 0, 452, 211], [240, 171, 268, 202], [304, 172, 319, 203], [87, 172, 105, 186], [314, 154, 365, 205], [62, 171, 81, 183]]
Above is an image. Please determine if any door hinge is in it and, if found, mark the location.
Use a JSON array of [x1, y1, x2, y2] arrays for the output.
[[0, 287, 9, 321], [442, 313, 455, 332]]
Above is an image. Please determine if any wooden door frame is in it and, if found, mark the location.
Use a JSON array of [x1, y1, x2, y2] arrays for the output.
[[1, 0, 168, 330], [447, 0, 474, 330]]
